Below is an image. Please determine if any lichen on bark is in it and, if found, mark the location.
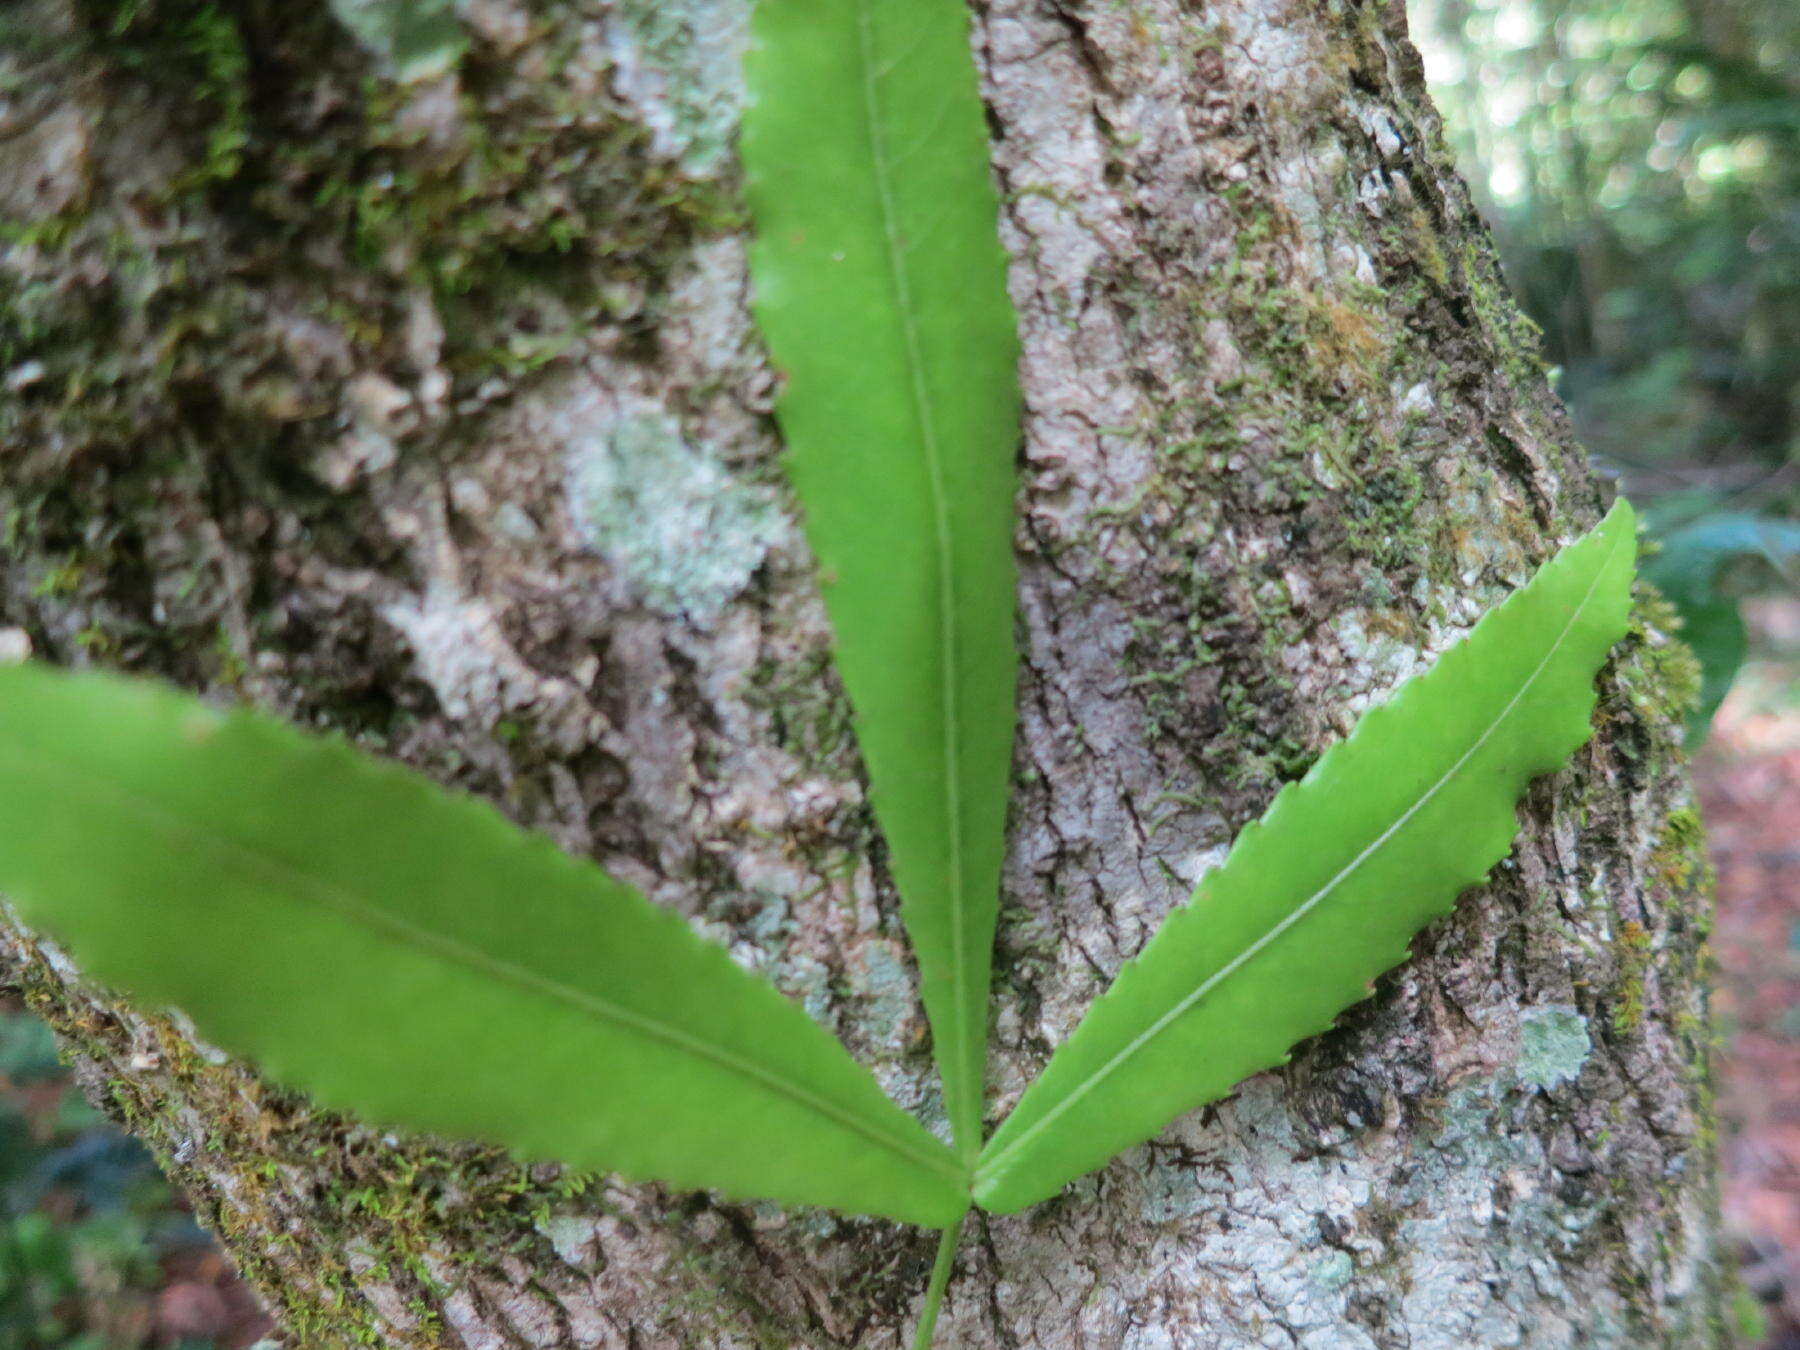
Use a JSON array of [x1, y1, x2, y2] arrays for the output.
[[0, 0, 1730, 1345]]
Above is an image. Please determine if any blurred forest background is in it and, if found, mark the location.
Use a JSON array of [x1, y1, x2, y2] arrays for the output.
[[1, 0, 1798, 1345]]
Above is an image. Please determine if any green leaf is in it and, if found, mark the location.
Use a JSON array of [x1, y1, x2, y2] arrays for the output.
[[328, 0, 466, 83], [0, 664, 969, 1227], [741, 0, 1022, 1161], [974, 500, 1638, 1214], [1664, 595, 1746, 747], [1641, 512, 1800, 744]]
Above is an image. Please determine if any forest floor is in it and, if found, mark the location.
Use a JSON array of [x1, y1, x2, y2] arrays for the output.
[[1703, 596, 1800, 1350]]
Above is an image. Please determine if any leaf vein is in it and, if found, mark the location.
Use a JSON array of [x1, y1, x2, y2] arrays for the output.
[[854, 0, 976, 1160], [11, 739, 963, 1184]]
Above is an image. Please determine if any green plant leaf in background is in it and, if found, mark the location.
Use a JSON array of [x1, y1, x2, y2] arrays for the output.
[[741, 0, 1023, 1163], [973, 500, 1637, 1214], [0, 663, 968, 1227], [1641, 511, 1800, 745]]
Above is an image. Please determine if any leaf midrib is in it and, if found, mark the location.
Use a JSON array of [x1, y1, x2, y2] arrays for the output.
[[975, 530, 1626, 1187], [7, 732, 963, 1185], [853, 0, 977, 1161]]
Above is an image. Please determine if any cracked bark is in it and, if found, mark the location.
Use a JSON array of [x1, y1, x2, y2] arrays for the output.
[[0, 0, 1728, 1346]]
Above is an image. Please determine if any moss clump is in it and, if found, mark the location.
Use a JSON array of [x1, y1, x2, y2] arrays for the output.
[[1073, 138, 1551, 813], [1611, 585, 1704, 737], [1, 0, 732, 703], [1649, 805, 1712, 900], [50, 0, 732, 367], [1609, 919, 1654, 1035], [745, 648, 857, 774]]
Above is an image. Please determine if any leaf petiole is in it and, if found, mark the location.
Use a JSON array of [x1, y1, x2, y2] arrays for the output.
[[912, 1216, 965, 1350]]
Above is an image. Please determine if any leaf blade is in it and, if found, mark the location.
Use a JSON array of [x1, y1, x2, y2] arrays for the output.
[[742, 0, 1022, 1160], [1640, 512, 1800, 743], [0, 664, 968, 1226], [974, 501, 1638, 1213]]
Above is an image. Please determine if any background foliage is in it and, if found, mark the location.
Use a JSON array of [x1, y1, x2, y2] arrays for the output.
[[0, 997, 268, 1349], [1410, 0, 1800, 739], [1413, 0, 1797, 479]]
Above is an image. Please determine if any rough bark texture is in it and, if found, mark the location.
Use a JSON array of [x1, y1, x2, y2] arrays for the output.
[[0, 0, 1727, 1346]]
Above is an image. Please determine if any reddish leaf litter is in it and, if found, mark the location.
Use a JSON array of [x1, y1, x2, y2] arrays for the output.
[[149, 1246, 271, 1348], [1700, 597, 1800, 1349]]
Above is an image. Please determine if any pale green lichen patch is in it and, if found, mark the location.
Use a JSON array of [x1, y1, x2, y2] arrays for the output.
[[854, 938, 920, 1051], [1331, 611, 1423, 691], [566, 413, 784, 617], [1518, 1005, 1592, 1091], [327, 0, 465, 82], [788, 953, 835, 1026], [532, 1211, 600, 1267], [1310, 1249, 1354, 1291], [1396, 1079, 1618, 1345], [606, 0, 752, 171], [746, 891, 790, 944]]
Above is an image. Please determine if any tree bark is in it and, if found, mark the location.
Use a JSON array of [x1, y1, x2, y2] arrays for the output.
[[0, 0, 1728, 1346]]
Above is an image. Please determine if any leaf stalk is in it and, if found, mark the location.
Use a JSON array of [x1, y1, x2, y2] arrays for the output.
[[911, 1217, 964, 1350]]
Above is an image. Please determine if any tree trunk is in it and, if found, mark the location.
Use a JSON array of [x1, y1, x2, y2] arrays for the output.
[[0, 0, 1728, 1346]]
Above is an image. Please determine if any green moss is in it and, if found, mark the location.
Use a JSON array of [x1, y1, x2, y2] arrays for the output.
[[745, 649, 857, 773], [1452, 237, 1558, 397], [1081, 181, 1481, 806], [70, 0, 252, 190], [1609, 919, 1653, 1035], [1611, 586, 1705, 734], [1649, 805, 1711, 898], [1, 0, 734, 699]]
